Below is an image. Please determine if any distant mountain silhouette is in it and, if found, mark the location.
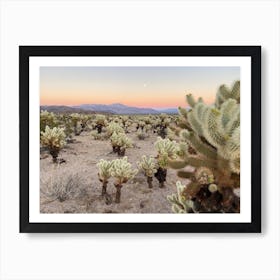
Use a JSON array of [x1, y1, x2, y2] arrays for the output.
[[41, 103, 179, 115], [40, 105, 90, 113], [73, 103, 159, 114]]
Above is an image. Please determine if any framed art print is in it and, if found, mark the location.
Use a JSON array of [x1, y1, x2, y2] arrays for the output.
[[19, 46, 261, 233]]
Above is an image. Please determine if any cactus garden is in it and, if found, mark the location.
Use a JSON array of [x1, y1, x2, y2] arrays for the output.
[[40, 66, 240, 214]]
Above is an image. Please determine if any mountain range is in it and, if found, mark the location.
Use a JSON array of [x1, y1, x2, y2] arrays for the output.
[[41, 103, 179, 115]]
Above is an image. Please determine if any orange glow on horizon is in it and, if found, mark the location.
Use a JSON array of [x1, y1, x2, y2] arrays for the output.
[[40, 90, 215, 108]]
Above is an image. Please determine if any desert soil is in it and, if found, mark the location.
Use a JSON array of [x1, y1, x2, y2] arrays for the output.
[[40, 131, 190, 214]]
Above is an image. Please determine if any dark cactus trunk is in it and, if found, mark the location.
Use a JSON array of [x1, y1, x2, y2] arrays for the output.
[[118, 148, 125, 156], [115, 184, 122, 203], [102, 181, 108, 196], [158, 125, 167, 139], [192, 185, 239, 213], [50, 148, 59, 163], [147, 176, 153, 188], [155, 167, 167, 188], [96, 124, 103, 134]]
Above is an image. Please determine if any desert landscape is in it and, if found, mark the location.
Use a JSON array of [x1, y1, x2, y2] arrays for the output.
[[40, 127, 187, 213], [40, 80, 241, 214], [40, 66, 241, 214]]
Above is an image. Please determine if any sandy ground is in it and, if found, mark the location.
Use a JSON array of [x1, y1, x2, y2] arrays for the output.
[[40, 131, 190, 213]]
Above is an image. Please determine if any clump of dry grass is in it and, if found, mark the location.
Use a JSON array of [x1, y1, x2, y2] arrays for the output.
[[41, 169, 86, 202]]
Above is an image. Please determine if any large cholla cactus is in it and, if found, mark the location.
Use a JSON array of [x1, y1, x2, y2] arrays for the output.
[[168, 81, 240, 213], [40, 126, 66, 163], [137, 155, 158, 188], [154, 137, 179, 187], [40, 110, 58, 132], [110, 132, 132, 156], [97, 159, 113, 196], [110, 157, 138, 203]]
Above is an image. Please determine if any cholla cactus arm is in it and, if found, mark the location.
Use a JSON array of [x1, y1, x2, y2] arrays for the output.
[[187, 110, 204, 136], [186, 94, 196, 108], [178, 107, 188, 119], [231, 80, 240, 102], [215, 81, 240, 108], [204, 108, 227, 148], [40, 126, 66, 162], [220, 99, 238, 128], [225, 105, 240, 137], [167, 181, 194, 213], [179, 130, 217, 160]]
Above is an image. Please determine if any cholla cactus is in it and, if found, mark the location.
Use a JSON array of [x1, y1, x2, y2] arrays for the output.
[[40, 110, 58, 132], [61, 114, 74, 142], [110, 132, 132, 156], [154, 137, 179, 188], [80, 114, 92, 131], [70, 113, 82, 135], [168, 81, 240, 213], [136, 128, 148, 140], [91, 130, 106, 140], [106, 122, 125, 137], [153, 113, 171, 138], [41, 126, 66, 163], [97, 159, 113, 196], [137, 155, 158, 188], [95, 114, 107, 133], [110, 157, 138, 203], [167, 181, 194, 213], [155, 137, 179, 168]]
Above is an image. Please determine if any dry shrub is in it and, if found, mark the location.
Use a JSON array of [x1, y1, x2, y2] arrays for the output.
[[41, 169, 86, 202]]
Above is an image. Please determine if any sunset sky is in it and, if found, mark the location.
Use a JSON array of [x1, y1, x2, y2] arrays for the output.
[[40, 66, 240, 108]]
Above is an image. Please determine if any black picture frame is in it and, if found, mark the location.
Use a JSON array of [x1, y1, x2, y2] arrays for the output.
[[19, 46, 261, 233]]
